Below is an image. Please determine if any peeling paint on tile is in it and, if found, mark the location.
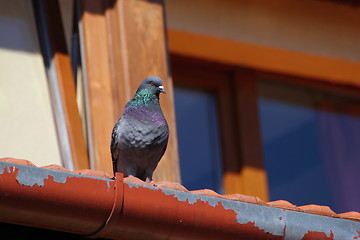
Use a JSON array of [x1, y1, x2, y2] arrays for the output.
[[160, 186, 283, 235], [0, 162, 113, 188], [126, 181, 158, 191], [126, 181, 222, 207], [158, 185, 360, 239], [0, 163, 67, 187], [284, 210, 360, 240], [1, 161, 360, 239], [222, 200, 286, 236], [158, 186, 285, 236], [16, 165, 68, 187], [161, 188, 220, 207], [0, 165, 16, 174], [160, 186, 285, 236], [354, 230, 360, 239], [301, 230, 334, 240]]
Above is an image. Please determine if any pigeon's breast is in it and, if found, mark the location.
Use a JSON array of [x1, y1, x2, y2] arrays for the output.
[[119, 106, 168, 149], [148, 111, 167, 126], [125, 105, 167, 126]]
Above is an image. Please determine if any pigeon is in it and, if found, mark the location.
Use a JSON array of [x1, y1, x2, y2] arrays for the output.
[[111, 76, 169, 182]]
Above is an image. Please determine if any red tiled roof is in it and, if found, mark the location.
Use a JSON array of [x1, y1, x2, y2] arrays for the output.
[[0, 157, 359, 239]]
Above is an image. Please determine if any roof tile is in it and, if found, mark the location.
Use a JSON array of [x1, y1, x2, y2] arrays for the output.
[[267, 200, 298, 210], [124, 176, 150, 186], [338, 211, 360, 221], [154, 181, 188, 192], [299, 204, 336, 217], [42, 164, 72, 172], [190, 189, 222, 198], [223, 193, 261, 205], [74, 169, 112, 178], [0, 157, 36, 167]]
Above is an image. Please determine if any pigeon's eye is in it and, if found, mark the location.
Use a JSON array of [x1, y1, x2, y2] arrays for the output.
[[149, 81, 155, 86]]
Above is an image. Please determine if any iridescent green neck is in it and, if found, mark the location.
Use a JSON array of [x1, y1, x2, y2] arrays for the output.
[[129, 88, 159, 106]]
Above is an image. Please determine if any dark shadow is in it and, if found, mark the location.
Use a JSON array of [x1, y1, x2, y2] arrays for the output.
[[33, 0, 73, 68], [320, 0, 360, 7], [0, 1, 40, 53], [0, 222, 110, 240], [78, 0, 115, 16]]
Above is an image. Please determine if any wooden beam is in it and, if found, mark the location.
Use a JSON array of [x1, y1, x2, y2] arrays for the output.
[[168, 29, 360, 88], [80, 0, 180, 181], [38, 0, 89, 170], [108, 0, 180, 182], [80, 0, 114, 175], [231, 70, 269, 201], [104, 0, 130, 119]]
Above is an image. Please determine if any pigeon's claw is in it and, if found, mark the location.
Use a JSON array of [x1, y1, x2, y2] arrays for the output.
[[150, 180, 157, 187]]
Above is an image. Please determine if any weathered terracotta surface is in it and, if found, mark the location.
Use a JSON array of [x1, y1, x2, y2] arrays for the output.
[[0, 157, 359, 223]]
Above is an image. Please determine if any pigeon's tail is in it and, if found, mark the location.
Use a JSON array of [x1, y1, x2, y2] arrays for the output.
[[139, 175, 147, 182]]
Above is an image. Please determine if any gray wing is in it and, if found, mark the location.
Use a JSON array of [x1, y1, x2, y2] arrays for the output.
[[140, 133, 168, 181], [111, 117, 138, 175], [111, 120, 122, 174], [118, 116, 168, 149]]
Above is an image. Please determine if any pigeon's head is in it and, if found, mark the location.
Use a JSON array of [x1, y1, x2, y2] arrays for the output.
[[138, 76, 166, 95]]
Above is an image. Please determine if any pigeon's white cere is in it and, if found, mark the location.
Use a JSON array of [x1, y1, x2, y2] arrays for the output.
[[159, 86, 164, 90]]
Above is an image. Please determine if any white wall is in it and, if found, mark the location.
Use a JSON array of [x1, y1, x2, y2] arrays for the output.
[[0, 0, 62, 166]]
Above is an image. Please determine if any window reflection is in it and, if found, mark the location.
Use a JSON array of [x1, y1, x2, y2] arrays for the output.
[[174, 87, 223, 193], [258, 79, 360, 213]]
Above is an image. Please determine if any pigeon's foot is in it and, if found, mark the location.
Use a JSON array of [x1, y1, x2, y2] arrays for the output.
[[150, 180, 157, 187]]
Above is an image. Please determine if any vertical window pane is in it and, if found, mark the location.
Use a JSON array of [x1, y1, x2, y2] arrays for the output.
[[0, 0, 62, 166], [174, 87, 223, 193], [257, 79, 360, 213]]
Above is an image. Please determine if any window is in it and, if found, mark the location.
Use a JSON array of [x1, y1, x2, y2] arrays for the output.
[[171, 56, 268, 198], [171, 55, 360, 212], [257, 78, 360, 213], [174, 87, 223, 193]]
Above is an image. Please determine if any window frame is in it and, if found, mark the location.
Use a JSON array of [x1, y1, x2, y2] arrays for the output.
[[171, 49, 360, 201], [171, 55, 269, 200]]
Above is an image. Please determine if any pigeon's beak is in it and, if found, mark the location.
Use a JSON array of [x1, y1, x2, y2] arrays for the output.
[[158, 85, 166, 94]]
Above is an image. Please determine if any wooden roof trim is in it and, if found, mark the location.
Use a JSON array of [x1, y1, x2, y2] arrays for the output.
[[168, 29, 360, 88]]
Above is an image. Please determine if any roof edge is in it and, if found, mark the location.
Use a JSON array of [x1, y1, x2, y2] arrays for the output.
[[0, 161, 359, 239]]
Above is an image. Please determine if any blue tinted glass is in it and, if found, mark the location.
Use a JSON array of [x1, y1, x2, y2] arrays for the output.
[[174, 87, 223, 193], [258, 80, 360, 213]]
